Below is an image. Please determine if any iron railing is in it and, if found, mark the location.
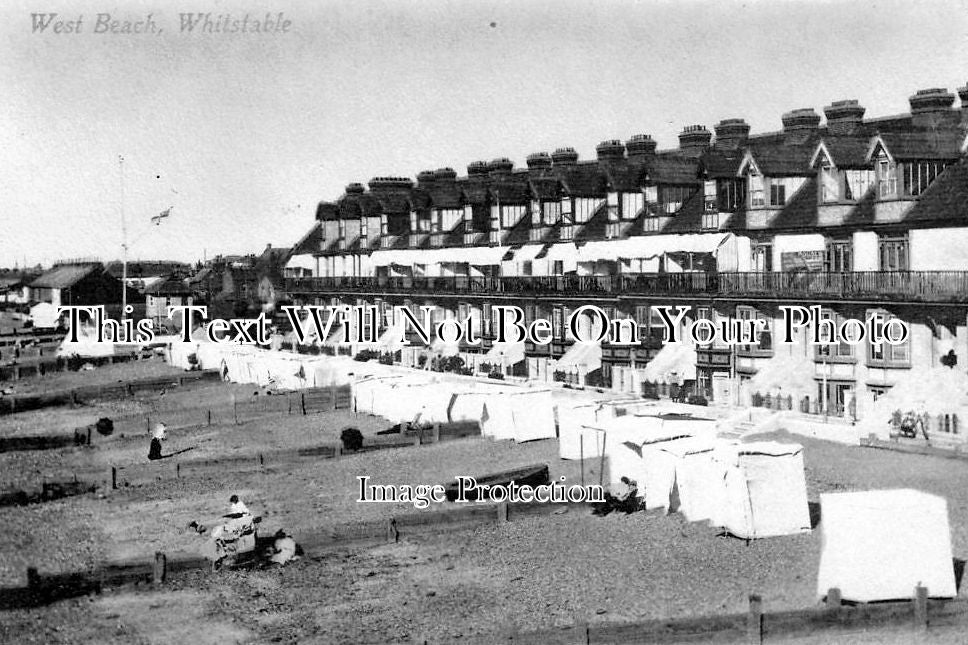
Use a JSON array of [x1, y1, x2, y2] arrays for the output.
[[286, 271, 968, 303]]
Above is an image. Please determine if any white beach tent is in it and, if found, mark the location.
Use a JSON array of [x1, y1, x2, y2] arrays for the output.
[[557, 398, 641, 459], [816, 489, 957, 602], [586, 415, 695, 492], [657, 436, 733, 521], [56, 325, 116, 359], [509, 389, 557, 442], [714, 441, 811, 539]]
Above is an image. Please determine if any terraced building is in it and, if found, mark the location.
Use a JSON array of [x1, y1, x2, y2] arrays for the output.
[[286, 84, 968, 425]]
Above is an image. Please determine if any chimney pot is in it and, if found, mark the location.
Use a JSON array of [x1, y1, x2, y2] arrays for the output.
[[823, 100, 866, 135], [713, 119, 750, 149], [345, 182, 365, 194], [595, 139, 626, 161], [526, 152, 552, 168], [551, 147, 579, 165], [625, 134, 657, 157], [467, 161, 490, 176], [678, 125, 712, 155]]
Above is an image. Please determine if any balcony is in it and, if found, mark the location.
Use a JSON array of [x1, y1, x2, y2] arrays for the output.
[[286, 271, 968, 304]]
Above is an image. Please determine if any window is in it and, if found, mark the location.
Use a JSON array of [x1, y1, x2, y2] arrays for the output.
[[867, 311, 910, 366], [816, 310, 854, 360], [543, 201, 562, 225], [868, 385, 890, 402], [876, 154, 897, 198], [500, 205, 526, 229], [561, 198, 574, 224], [661, 186, 691, 214], [704, 181, 717, 212], [844, 170, 873, 201], [736, 307, 754, 352], [878, 234, 908, 271], [717, 178, 746, 212], [574, 198, 601, 223], [642, 217, 661, 232], [643, 185, 659, 207], [769, 182, 786, 206], [338, 220, 346, 240], [749, 169, 765, 207], [825, 238, 852, 272], [701, 212, 719, 230], [647, 306, 667, 340], [359, 219, 368, 240], [903, 161, 947, 196], [607, 193, 619, 221], [622, 192, 643, 220], [635, 305, 650, 328], [820, 163, 839, 203], [552, 260, 564, 275], [531, 201, 542, 226], [751, 242, 773, 272]]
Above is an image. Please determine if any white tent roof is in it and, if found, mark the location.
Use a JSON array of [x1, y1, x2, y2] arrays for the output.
[[641, 342, 697, 383], [817, 489, 957, 602], [543, 243, 580, 262], [286, 254, 317, 272], [370, 246, 509, 267], [485, 341, 526, 365], [578, 233, 732, 263], [747, 349, 818, 396], [556, 342, 602, 372]]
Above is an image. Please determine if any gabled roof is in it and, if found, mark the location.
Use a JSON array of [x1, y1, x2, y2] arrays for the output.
[[810, 137, 872, 169], [316, 202, 340, 221], [144, 275, 192, 296], [867, 131, 964, 163], [601, 158, 649, 192], [528, 172, 562, 200], [647, 155, 700, 185], [427, 182, 463, 209], [291, 222, 323, 256], [740, 137, 817, 177], [489, 171, 531, 204], [461, 175, 491, 204], [553, 161, 608, 197], [701, 149, 746, 179], [30, 263, 101, 289]]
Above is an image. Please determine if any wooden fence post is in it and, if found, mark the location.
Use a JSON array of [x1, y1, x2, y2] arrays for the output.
[[176, 463, 181, 478], [27, 567, 40, 589], [497, 502, 509, 523], [111, 466, 117, 490], [825, 587, 841, 608], [301, 393, 306, 415], [87, 427, 92, 446], [331, 387, 337, 410], [914, 585, 928, 631], [234, 400, 239, 425], [153, 552, 167, 584], [334, 442, 342, 459], [207, 409, 212, 426], [747, 594, 762, 645], [432, 423, 440, 444], [386, 517, 399, 543]]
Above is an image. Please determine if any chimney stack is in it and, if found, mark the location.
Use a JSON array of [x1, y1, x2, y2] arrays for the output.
[[551, 147, 579, 166], [713, 119, 750, 150], [909, 88, 956, 129], [823, 100, 866, 136], [488, 158, 514, 176], [678, 125, 712, 156], [434, 167, 457, 182], [595, 139, 626, 162], [526, 152, 552, 169], [625, 134, 657, 158], [345, 182, 365, 195], [416, 170, 436, 188], [467, 161, 490, 177]]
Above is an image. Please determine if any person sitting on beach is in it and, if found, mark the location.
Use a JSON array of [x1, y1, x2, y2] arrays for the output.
[[229, 494, 250, 516], [269, 529, 297, 566]]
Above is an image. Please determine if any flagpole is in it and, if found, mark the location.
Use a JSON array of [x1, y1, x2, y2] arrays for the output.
[[120, 155, 128, 319]]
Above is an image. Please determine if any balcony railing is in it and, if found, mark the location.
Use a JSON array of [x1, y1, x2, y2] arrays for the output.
[[287, 271, 968, 303]]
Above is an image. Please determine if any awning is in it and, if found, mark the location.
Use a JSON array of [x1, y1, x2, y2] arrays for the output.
[[579, 233, 731, 263], [430, 337, 460, 357], [507, 244, 547, 263], [640, 342, 697, 383], [285, 254, 317, 272], [377, 324, 407, 352], [556, 342, 602, 372], [370, 247, 509, 267], [485, 341, 526, 365], [544, 243, 580, 262]]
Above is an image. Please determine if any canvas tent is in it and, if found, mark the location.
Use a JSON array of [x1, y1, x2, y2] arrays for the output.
[[816, 489, 957, 602], [650, 436, 730, 520], [587, 415, 695, 492], [714, 441, 811, 539]]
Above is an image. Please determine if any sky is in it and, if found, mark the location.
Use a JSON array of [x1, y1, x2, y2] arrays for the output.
[[1, 0, 966, 267]]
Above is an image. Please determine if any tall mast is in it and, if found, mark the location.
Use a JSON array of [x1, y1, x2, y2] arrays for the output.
[[120, 155, 127, 318]]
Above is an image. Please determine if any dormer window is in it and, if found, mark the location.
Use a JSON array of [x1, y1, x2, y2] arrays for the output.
[[622, 192, 643, 220], [748, 169, 765, 207], [820, 163, 839, 203], [769, 182, 786, 206], [876, 154, 897, 199]]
